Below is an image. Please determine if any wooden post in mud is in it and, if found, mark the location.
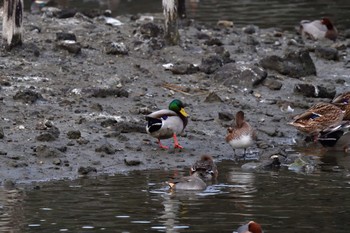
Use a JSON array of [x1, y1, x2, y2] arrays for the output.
[[2, 0, 23, 48], [162, 0, 179, 45]]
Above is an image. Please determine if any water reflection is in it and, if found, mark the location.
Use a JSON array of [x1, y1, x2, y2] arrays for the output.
[[0, 186, 24, 233], [26, 0, 350, 29], [2, 160, 348, 232]]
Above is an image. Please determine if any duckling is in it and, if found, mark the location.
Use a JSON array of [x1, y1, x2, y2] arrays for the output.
[[235, 221, 263, 233], [332, 91, 350, 120], [226, 111, 256, 156], [190, 155, 218, 180], [146, 99, 189, 149], [167, 172, 206, 191], [300, 17, 338, 41], [288, 102, 344, 140]]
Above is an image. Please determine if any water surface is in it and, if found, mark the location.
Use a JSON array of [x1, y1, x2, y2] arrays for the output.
[[27, 0, 350, 29], [1, 157, 350, 232]]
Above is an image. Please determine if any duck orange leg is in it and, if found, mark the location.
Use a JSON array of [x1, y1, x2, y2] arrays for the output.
[[158, 139, 169, 149], [173, 133, 183, 149]]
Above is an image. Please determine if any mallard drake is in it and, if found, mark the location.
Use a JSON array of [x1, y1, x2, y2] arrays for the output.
[[226, 111, 256, 156], [190, 155, 218, 180], [235, 221, 263, 233], [288, 102, 344, 139], [332, 91, 350, 120], [167, 172, 206, 190], [146, 99, 189, 149], [299, 17, 338, 41]]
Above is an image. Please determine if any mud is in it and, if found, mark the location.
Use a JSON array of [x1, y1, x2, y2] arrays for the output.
[[0, 9, 349, 186]]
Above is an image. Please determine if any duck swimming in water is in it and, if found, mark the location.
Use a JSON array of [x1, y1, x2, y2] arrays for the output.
[[190, 155, 218, 180], [146, 99, 189, 149], [235, 221, 263, 233], [167, 171, 207, 191]]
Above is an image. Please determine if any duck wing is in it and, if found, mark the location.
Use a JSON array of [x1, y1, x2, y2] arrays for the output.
[[146, 109, 178, 119]]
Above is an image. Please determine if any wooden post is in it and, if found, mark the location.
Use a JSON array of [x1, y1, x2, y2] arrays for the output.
[[162, 0, 179, 45], [2, 0, 23, 48]]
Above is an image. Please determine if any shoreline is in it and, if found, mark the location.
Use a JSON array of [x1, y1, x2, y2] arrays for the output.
[[0, 9, 349, 187]]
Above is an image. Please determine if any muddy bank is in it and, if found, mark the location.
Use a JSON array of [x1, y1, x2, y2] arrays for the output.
[[0, 9, 349, 185]]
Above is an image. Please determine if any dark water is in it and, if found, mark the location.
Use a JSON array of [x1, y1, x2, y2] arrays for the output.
[[26, 0, 350, 30], [1, 155, 350, 233]]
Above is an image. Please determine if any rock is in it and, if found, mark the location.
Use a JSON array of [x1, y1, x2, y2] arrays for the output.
[[169, 62, 199, 75], [199, 54, 224, 74], [36, 124, 60, 142], [213, 63, 267, 88], [13, 89, 44, 103], [105, 42, 129, 55], [67, 130, 81, 139], [90, 88, 129, 98], [258, 126, 278, 137], [35, 145, 61, 158], [56, 9, 78, 18], [315, 46, 339, 61], [112, 121, 146, 134], [140, 22, 162, 38], [244, 35, 260, 46], [204, 37, 224, 46], [124, 158, 141, 166], [204, 92, 223, 103], [196, 32, 211, 40], [260, 49, 316, 78], [56, 32, 77, 41], [218, 112, 234, 121], [214, 46, 233, 64], [53, 158, 62, 165], [95, 143, 116, 154], [262, 77, 283, 90], [36, 133, 57, 142], [294, 83, 336, 98], [242, 25, 258, 34], [0, 127, 4, 139], [78, 166, 97, 175], [56, 40, 81, 54]]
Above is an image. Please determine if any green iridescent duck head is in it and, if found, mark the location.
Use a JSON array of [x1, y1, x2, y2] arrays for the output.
[[169, 99, 188, 117]]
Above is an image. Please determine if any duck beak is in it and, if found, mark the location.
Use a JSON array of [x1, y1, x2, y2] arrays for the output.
[[180, 108, 189, 117]]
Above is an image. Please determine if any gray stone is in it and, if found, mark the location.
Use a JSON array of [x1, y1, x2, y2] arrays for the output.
[[294, 83, 336, 98], [67, 130, 81, 139], [204, 92, 223, 103], [315, 46, 339, 61], [56, 41, 81, 54], [105, 42, 129, 55], [200, 54, 224, 74], [260, 49, 316, 78], [262, 77, 283, 90], [218, 112, 234, 121], [0, 127, 4, 139], [13, 89, 44, 103], [35, 145, 61, 158], [78, 166, 97, 175], [169, 62, 199, 75], [95, 143, 116, 154], [124, 158, 141, 166], [213, 63, 267, 88], [140, 22, 162, 38]]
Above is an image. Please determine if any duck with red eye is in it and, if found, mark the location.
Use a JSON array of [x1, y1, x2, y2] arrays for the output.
[[299, 17, 338, 41], [146, 99, 189, 149]]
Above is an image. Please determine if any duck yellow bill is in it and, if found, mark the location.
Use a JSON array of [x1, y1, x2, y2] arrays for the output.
[[180, 108, 189, 117]]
